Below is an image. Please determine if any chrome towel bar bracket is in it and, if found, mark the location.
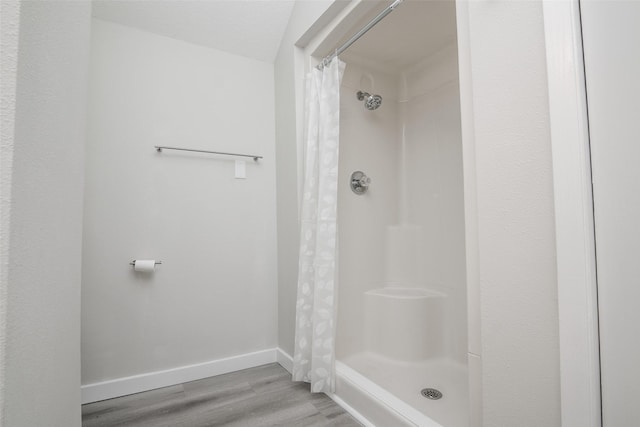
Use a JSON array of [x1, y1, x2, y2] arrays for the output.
[[129, 260, 162, 266]]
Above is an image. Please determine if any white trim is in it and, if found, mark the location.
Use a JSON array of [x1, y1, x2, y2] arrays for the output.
[[455, 2, 483, 424], [327, 392, 377, 427], [81, 348, 277, 404], [276, 347, 293, 373], [277, 349, 399, 426], [275, 350, 377, 425], [277, 349, 424, 426], [542, 1, 601, 426], [332, 361, 440, 427]]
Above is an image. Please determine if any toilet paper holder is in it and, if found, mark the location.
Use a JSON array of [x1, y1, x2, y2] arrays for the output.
[[129, 260, 163, 266]]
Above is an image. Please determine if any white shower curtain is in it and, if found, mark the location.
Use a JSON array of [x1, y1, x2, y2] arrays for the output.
[[292, 58, 345, 394]]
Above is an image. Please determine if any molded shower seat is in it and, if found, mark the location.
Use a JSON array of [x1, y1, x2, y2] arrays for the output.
[[364, 287, 445, 361]]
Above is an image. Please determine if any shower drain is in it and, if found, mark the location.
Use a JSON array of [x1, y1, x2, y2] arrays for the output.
[[420, 388, 443, 400]]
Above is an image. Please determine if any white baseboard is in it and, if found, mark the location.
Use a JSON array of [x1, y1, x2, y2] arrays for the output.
[[276, 347, 293, 373], [81, 348, 277, 404], [83, 346, 402, 427]]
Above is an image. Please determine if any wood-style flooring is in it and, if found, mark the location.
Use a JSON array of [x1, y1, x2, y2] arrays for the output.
[[82, 363, 362, 427]]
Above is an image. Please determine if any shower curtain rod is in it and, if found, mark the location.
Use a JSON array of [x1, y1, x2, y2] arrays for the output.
[[317, 0, 404, 69]]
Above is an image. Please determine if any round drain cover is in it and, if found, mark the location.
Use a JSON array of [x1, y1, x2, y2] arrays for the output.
[[421, 388, 443, 400]]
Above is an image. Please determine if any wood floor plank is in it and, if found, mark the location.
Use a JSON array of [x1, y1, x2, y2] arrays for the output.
[[82, 364, 362, 427]]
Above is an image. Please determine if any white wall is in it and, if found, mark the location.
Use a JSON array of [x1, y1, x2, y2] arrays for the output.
[[581, 1, 640, 424], [0, 0, 20, 418], [273, 0, 338, 357], [457, 1, 561, 425], [0, 1, 91, 425], [82, 19, 278, 385]]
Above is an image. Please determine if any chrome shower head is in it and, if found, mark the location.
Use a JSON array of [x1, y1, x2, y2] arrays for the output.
[[357, 91, 382, 110]]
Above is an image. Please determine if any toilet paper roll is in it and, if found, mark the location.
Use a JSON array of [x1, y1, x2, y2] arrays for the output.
[[134, 260, 156, 272]]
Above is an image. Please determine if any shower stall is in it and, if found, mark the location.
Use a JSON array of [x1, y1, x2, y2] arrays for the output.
[[315, 1, 468, 425]]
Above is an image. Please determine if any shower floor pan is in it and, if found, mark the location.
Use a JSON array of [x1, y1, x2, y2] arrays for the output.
[[338, 352, 468, 427]]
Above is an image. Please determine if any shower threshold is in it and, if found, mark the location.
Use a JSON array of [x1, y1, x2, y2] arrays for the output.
[[338, 352, 468, 427]]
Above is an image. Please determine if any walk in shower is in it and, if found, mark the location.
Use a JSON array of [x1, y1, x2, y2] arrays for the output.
[[333, 1, 467, 425]]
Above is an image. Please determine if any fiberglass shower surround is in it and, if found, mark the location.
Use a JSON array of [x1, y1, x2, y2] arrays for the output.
[[293, 0, 467, 425], [336, 48, 468, 427], [305, 1, 468, 426]]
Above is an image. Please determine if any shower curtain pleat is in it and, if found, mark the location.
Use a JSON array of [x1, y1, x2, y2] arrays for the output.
[[292, 58, 345, 394]]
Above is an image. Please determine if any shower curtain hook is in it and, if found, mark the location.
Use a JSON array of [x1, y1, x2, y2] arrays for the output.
[[331, 49, 339, 65]]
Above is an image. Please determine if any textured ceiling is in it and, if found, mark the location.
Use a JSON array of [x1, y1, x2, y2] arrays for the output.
[[92, 0, 296, 63]]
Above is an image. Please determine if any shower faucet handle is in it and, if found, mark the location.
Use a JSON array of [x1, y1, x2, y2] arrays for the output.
[[350, 171, 371, 195], [358, 175, 371, 187]]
